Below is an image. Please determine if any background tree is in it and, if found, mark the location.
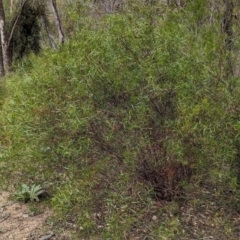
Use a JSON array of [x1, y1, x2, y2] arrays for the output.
[[222, 0, 234, 76], [0, 0, 65, 76], [0, 0, 11, 75], [50, 0, 64, 44], [9, 1, 45, 60]]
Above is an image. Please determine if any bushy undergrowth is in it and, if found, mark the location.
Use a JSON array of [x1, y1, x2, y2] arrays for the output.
[[1, 3, 240, 238]]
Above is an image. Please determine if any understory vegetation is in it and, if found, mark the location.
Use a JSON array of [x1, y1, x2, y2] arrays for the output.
[[1, 1, 240, 239]]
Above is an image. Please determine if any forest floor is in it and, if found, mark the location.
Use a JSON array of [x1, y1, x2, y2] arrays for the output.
[[1, 185, 240, 239]]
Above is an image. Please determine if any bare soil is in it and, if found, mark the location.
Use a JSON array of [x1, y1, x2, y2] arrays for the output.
[[0, 191, 54, 240]]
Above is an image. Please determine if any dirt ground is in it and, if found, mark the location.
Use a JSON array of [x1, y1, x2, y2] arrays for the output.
[[0, 191, 55, 240], [1, 186, 240, 240]]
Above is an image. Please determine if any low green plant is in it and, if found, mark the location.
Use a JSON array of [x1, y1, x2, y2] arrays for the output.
[[15, 184, 45, 202]]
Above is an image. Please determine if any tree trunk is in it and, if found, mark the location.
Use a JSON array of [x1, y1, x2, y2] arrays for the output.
[[222, 0, 234, 77], [50, 0, 64, 45], [10, 0, 14, 14], [0, 0, 11, 74], [0, 43, 5, 76], [41, 15, 57, 49], [223, 0, 234, 52]]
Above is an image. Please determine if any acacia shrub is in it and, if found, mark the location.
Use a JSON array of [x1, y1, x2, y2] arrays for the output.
[[1, 4, 240, 237]]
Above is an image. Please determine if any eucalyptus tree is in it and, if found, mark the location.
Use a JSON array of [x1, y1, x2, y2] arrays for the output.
[[0, 0, 11, 75], [0, 0, 64, 76]]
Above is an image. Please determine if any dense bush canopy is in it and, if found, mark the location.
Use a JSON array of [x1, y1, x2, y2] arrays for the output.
[[1, 2, 240, 238]]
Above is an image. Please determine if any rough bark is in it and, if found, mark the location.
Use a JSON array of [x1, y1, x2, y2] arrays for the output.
[[50, 0, 64, 44]]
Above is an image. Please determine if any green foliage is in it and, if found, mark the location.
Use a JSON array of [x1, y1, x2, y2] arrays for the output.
[[15, 184, 45, 202], [1, 2, 240, 238]]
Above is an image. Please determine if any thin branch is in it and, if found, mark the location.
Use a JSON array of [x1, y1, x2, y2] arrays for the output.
[[7, 0, 27, 48]]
